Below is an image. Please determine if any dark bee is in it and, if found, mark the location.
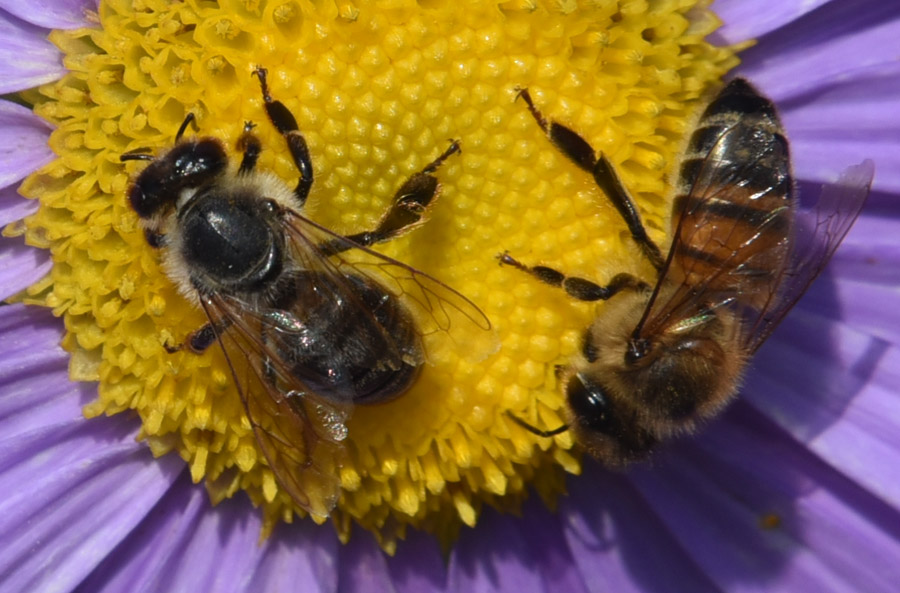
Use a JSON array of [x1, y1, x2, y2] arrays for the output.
[[121, 67, 490, 517], [501, 79, 873, 464]]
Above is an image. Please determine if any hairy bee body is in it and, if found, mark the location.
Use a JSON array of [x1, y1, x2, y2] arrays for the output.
[[503, 79, 873, 464], [122, 67, 489, 517]]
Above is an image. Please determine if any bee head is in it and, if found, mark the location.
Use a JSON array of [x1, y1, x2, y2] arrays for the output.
[[566, 372, 657, 465]]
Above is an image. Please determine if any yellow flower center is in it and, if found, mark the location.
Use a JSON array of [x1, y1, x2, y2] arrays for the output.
[[14, 0, 738, 551]]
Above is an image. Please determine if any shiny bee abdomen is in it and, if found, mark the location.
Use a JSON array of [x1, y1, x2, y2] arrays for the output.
[[671, 79, 794, 304], [273, 271, 422, 405]]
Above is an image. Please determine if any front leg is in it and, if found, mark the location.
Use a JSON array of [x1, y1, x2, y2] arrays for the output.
[[497, 251, 647, 302], [253, 66, 314, 206], [237, 121, 262, 174]]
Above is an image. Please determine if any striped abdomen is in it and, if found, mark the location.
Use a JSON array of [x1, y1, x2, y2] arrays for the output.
[[669, 79, 795, 305]]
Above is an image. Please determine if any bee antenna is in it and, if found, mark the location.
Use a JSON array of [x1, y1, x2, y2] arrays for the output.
[[175, 113, 198, 142], [505, 411, 569, 438]]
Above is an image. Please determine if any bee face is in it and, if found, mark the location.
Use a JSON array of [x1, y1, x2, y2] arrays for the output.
[[502, 80, 873, 465], [121, 67, 490, 518], [563, 369, 659, 465]]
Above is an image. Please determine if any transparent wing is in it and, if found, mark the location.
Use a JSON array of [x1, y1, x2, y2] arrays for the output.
[[198, 295, 350, 519], [282, 209, 495, 364], [744, 159, 874, 351], [635, 115, 872, 354], [635, 119, 795, 342]]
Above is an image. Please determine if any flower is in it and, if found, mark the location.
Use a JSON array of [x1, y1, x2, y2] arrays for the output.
[[2, 1, 899, 593]]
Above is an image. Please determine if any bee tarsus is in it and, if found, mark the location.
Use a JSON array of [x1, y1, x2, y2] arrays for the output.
[[497, 250, 647, 301]]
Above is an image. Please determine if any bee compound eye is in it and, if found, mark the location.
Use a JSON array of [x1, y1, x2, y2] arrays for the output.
[[566, 373, 658, 462], [566, 374, 617, 436], [128, 183, 157, 219]]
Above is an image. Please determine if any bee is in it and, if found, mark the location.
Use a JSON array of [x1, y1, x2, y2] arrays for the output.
[[500, 79, 873, 465], [121, 67, 490, 517]]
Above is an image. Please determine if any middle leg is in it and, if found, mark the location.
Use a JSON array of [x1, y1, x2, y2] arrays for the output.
[[497, 251, 648, 302], [516, 88, 665, 271], [328, 140, 462, 254]]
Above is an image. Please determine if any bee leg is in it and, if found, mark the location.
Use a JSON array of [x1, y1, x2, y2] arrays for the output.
[[506, 410, 569, 438], [317, 140, 462, 256], [256, 324, 279, 386], [237, 121, 262, 174], [252, 66, 314, 206], [497, 251, 648, 301], [349, 140, 462, 248], [164, 319, 232, 354], [174, 113, 198, 142], [591, 155, 665, 271], [120, 150, 155, 162], [516, 88, 664, 271]]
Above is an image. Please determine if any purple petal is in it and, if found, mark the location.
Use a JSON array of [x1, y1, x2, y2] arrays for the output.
[[562, 472, 718, 593], [0, 0, 96, 30], [337, 532, 397, 593], [73, 464, 342, 593], [746, 310, 900, 512], [799, 274, 900, 346], [0, 184, 39, 227], [790, 137, 900, 194], [778, 74, 900, 192], [249, 521, 339, 593], [0, 304, 183, 593], [388, 529, 448, 593], [710, 0, 832, 45], [0, 235, 51, 301], [787, 207, 900, 345], [81, 487, 340, 593], [72, 482, 215, 593], [629, 405, 900, 592], [0, 100, 53, 189], [0, 10, 65, 93], [730, 2, 900, 191], [736, 1, 900, 98], [449, 500, 589, 593]]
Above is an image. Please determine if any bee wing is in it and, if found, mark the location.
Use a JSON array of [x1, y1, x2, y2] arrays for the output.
[[635, 119, 794, 341], [635, 113, 872, 353], [744, 159, 874, 351], [198, 294, 349, 519], [283, 210, 495, 364]]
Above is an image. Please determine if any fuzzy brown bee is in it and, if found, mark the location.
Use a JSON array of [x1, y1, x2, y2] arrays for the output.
[[501, 79, 873, 464], [121, 67, 490, 517]]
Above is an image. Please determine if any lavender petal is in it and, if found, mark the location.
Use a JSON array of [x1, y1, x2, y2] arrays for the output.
[[0, 0, 96, 30], [0, 185, 38, 227], [0, 236, 51, 301], [0, 10, 65, 93], [0, 100, 53, 189], [710, 0, 832, 45], [0, 304, 183, 593], [629, 405, 900, 592], [449, 501, 589, 593]]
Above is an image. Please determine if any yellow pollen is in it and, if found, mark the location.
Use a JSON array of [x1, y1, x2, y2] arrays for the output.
[[12, 0, 739, 551]]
